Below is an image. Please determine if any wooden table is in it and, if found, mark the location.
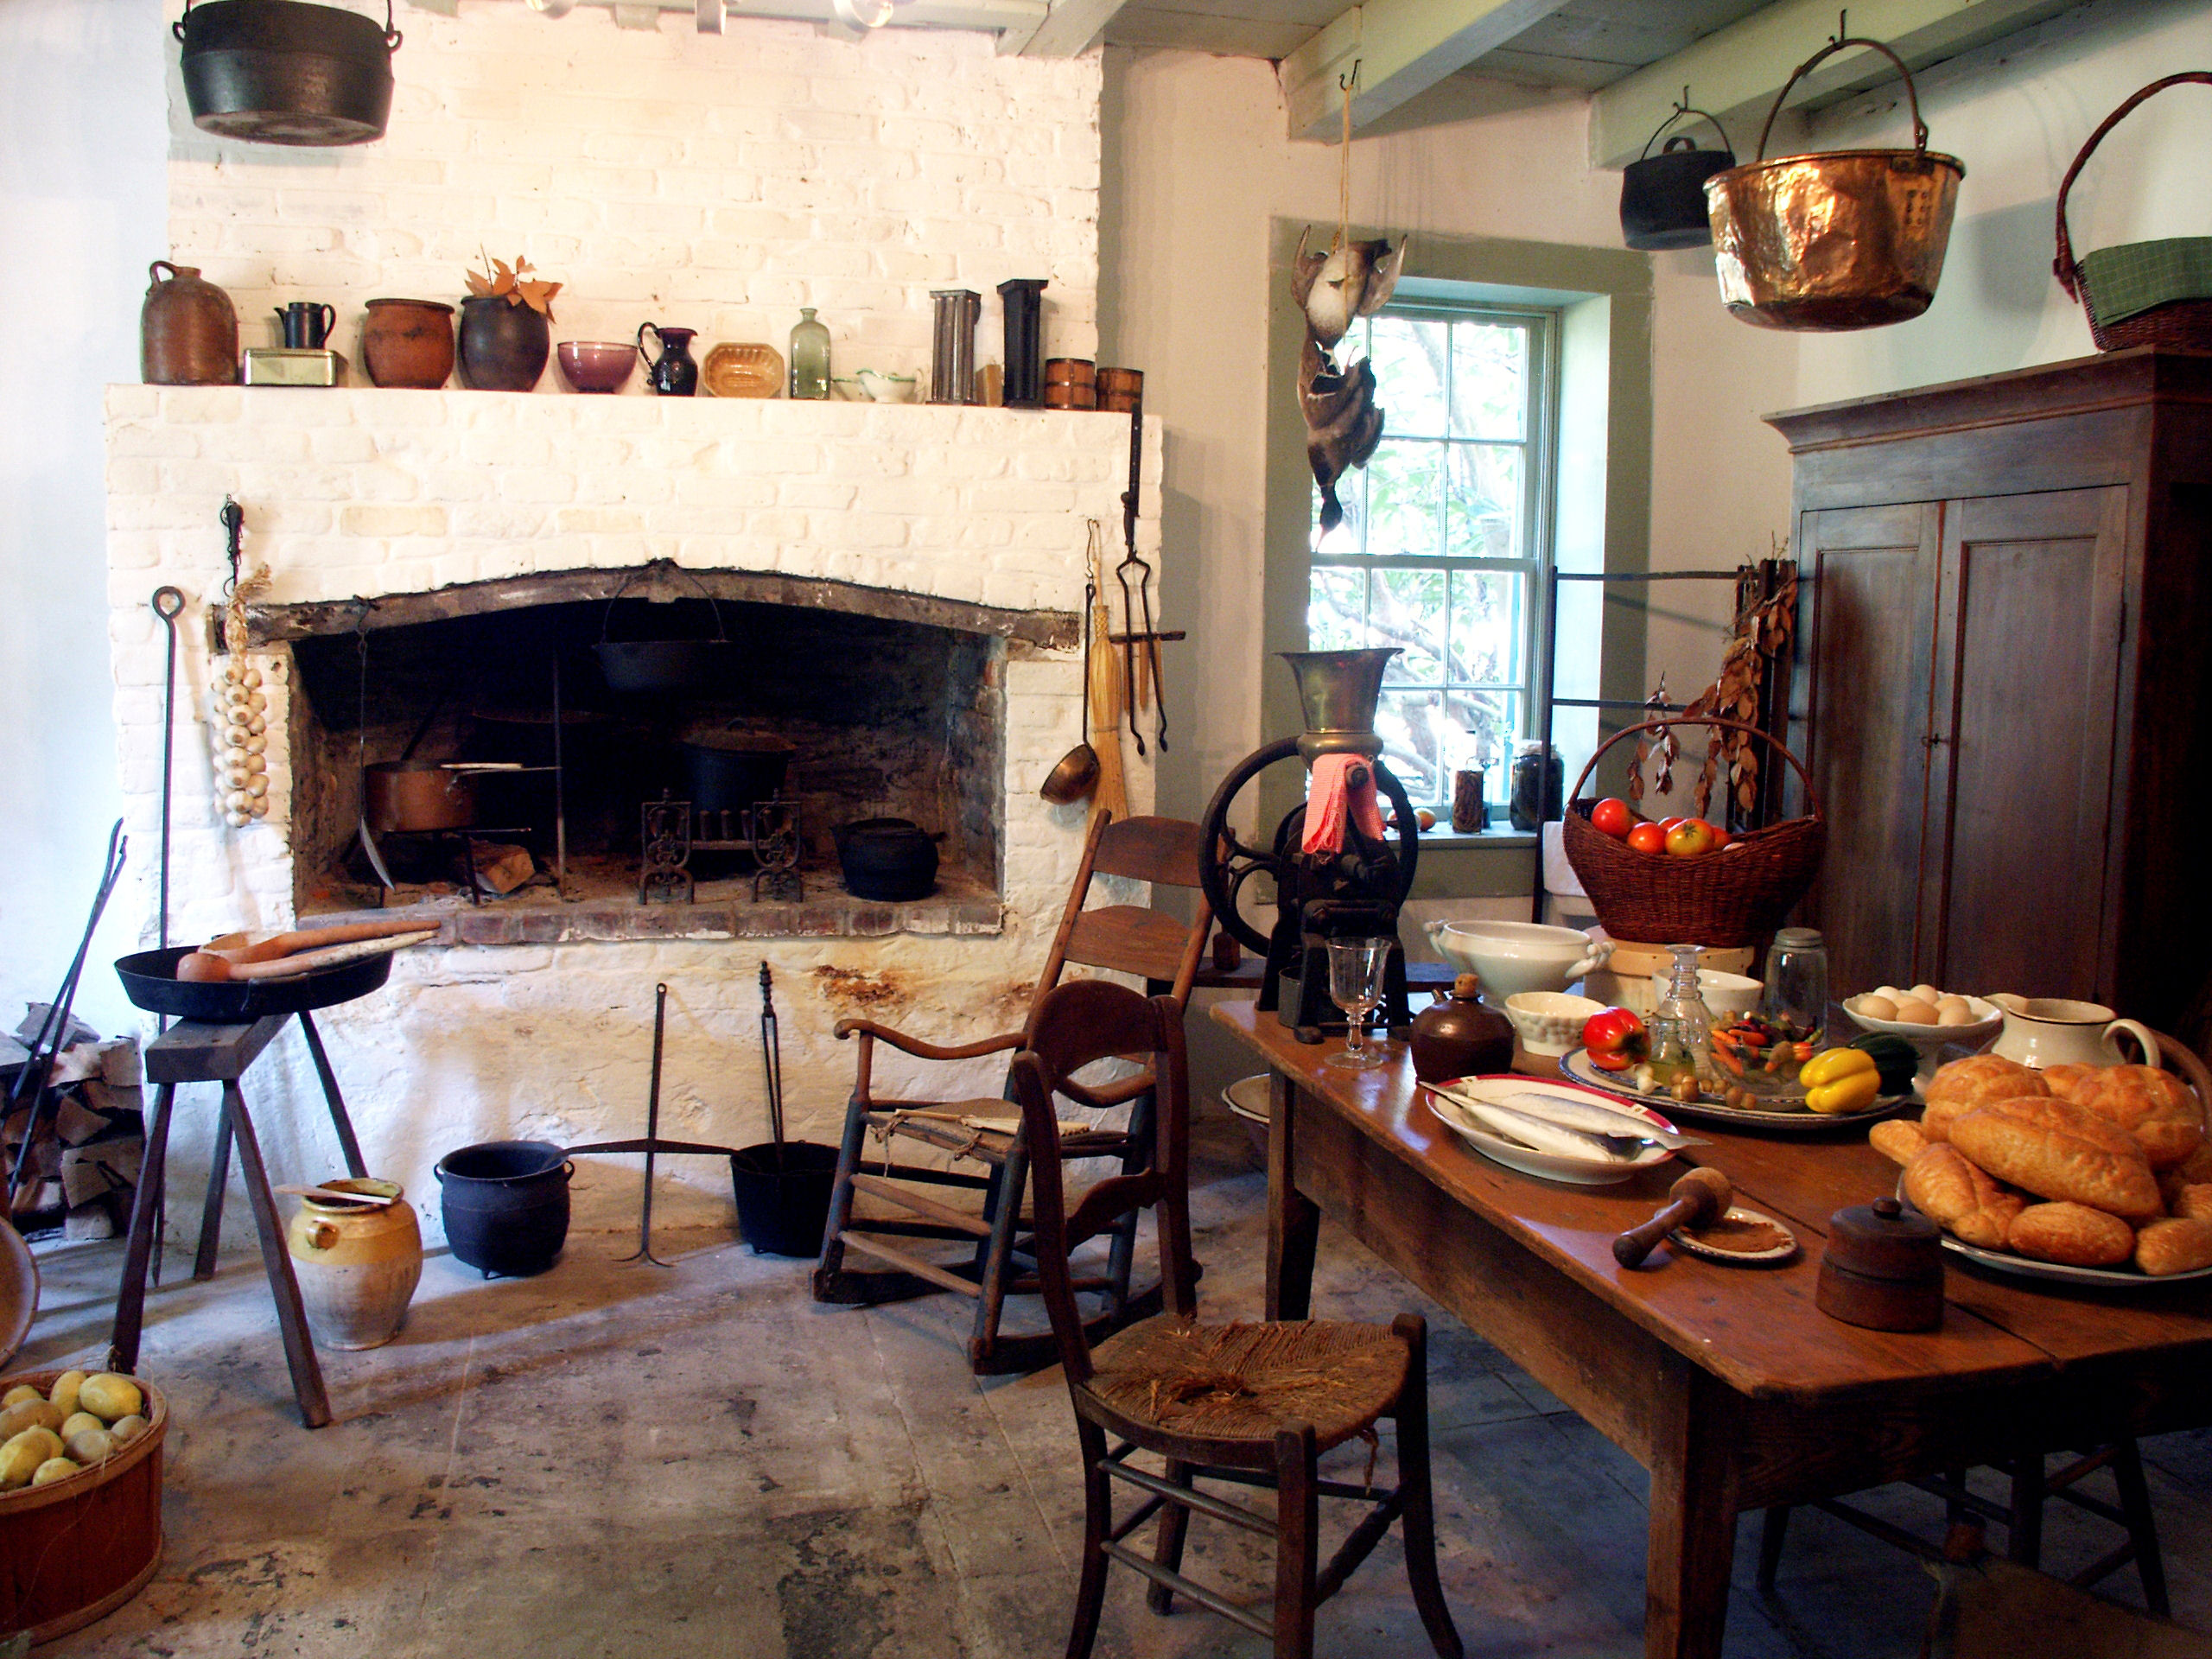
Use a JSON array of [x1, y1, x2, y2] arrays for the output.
[[1213, 1001, 2212, 1659]]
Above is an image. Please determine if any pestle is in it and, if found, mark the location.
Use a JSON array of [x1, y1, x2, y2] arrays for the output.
[[1613, 1166, 1732, 1268]]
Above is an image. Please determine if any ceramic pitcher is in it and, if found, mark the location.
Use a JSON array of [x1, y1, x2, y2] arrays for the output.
[[285, 1178, 423, 1350], [1988, 995, 2159, 1070]]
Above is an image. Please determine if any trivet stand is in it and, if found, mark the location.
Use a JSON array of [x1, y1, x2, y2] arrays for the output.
[[638, 797, 801, 905]]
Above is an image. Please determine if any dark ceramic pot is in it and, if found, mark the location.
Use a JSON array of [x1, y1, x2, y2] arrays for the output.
[[834, 817, 940, 902], [1407, 973, 1515, 1083], [457, 295, 550, 391], [435, 1140, 571, 1277], [362, 298, 454, 388]]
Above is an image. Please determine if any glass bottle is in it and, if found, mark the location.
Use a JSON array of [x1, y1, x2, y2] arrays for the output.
[[788, 308, 830, 400], [1509, 740, 1562, 831], [1761, 926, 1829, 1046], [1648, 943, 1715, 1093]]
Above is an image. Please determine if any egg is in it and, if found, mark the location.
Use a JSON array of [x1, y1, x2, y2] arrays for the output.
[[1890, 997, 1940, 1025], [1909, 984, 1942, 1006], [1856, 994, 1900, 1021], [1874, 986, 1907, 1004], [1936, 1000, 1977, 1027]]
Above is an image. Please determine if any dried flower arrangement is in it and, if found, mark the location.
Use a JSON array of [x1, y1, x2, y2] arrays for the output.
[[465, 252, 562, 319]]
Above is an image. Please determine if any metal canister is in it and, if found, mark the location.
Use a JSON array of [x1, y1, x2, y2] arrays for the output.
[[142, 261, 239, 385], [928, 289, 981, 405]]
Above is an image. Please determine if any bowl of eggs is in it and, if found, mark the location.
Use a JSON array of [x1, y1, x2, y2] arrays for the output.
[[1840, 984, 2005, 1092]]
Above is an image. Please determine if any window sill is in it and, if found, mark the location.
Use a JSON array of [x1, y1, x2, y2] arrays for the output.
[[1413, 826, 1537, 849]]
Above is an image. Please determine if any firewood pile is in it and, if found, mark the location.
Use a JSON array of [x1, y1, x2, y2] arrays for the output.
[[3, 1010, 144, 1241]]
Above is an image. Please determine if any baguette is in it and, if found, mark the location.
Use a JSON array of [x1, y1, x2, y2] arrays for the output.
[[1903, 1143, 2024, 1250], [2006, 1201, 2133, 1268], [2135, 1217, 2212, 1277], [1921, 1056, 2046, 1143], [1947, 1096, 2161, 1220], [1869, 1119, 1930, 1168]]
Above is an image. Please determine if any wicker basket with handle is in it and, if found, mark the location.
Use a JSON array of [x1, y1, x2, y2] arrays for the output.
[[1560, 716, 1826, 948], [2056, 71, 2212, 353]]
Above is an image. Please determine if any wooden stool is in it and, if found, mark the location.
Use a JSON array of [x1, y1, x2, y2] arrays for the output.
[[107, 1011, 369, 1428]]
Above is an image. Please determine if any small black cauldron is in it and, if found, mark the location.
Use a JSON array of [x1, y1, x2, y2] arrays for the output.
[[1620, 103, 1736, 252], [435, 1141, 571, 1278]]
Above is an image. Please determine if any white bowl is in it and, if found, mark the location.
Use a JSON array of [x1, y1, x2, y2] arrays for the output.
[[1503, 991, 1605, 1057], [1425, 920, 1611, 1002], [1649, 968, 1762, 1021], [1839, 994, 2004, 1090]]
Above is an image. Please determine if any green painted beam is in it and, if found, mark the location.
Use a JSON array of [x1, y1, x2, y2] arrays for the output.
[[1591, 0, 2083, 169], [1010, 0, 1125, 57], [1279, 0, 1570, 141]]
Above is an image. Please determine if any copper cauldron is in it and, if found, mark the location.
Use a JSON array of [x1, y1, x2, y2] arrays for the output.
[[1704, 36, 1963, 332]]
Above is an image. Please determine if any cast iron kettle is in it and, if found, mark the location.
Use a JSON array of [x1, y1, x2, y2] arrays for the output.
[[1620, 99, 1735, 252], [835, 817, 941, 903], [175, 0, 401, 147]]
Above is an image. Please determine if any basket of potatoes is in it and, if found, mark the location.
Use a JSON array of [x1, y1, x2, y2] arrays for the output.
[[1872, 1047, 2212, 1282], [0, 1369, 165, 1644]]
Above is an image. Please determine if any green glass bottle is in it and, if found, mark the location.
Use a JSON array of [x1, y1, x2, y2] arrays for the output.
[[788, 307, 830, 400]]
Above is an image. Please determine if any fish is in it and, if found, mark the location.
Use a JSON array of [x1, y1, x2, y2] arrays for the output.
[[1429, 1083, 1707, 1151], [1448, 1097, 1644, 1163]]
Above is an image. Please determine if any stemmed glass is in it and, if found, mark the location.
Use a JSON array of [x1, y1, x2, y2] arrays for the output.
[[1326, 936, 1395, 1069]]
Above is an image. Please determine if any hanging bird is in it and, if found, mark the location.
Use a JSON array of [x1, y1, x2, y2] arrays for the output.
[[1300, 334, 1383, 534], [1292, 228, 1408, 350]]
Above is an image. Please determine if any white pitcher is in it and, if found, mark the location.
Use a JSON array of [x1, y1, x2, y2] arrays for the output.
[[1988, 995, 2159, 1070]]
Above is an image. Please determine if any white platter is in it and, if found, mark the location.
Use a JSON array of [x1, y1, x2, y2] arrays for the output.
[[1421, 1075, 1679, 1185], [1560, 1047, 1910, 1135], [1894, 1187, 2212, 1288]]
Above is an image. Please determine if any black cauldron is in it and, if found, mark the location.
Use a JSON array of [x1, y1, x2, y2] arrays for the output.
[[435, 1141, 571, 1278], [176, 0, 400, 147], [834, 817, 940, 902], [680, 733, 795, 815], [1619, 108, 1736, 252]]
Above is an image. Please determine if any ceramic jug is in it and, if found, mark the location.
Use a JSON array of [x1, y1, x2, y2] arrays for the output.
[[637, 322, 699, 397], [142, 260, 238, 385], [1988, 995, 2160, 1070], [284, 1178, 423, 1350]]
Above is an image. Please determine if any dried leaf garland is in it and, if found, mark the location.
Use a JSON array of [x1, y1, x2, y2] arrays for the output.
[[466, 251, 562, 318]]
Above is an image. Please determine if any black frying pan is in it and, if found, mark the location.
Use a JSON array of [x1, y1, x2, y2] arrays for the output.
[[116, 944, 397, 1023]]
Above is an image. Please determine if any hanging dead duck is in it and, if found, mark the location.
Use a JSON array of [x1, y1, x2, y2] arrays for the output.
[[1292, 227, 1407, 349], [1301, 334, 1382, 534]]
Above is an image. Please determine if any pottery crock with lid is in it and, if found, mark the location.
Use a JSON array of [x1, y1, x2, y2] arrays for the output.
[[1816, 1195, 1945, 1331]]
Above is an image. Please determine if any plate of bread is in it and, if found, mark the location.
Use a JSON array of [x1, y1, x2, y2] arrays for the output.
[[1871, 1052, 2212, 1286]]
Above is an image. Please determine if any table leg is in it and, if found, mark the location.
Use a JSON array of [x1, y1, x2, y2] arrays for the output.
[[106, 1082, 176, 1375], [1265, 1071, 1319, 1322], [220, 1081, 332, 1429], [1645, 1357, 1738, 1659], [296, 1010, 368, 1179], [193, 1109, 232, 1281]]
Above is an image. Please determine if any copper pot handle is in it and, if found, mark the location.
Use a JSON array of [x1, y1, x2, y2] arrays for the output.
[[2054, 72, 2212, 301], [1753, 35, 1929, 164]]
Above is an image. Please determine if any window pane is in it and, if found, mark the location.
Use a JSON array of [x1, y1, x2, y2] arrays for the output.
[[1370, 568, 1444, 683], [1444, 443, 1522, 558], [1447, 688, 1519, 783], [1451, 322, 1527, 440], [1376, 688, 1447, 804], [1366, 315, 1448, 439], [1447, 569, 1522, 686], [1310, 467, 1366, 553], [1363, 440, 1442, 556], [1307, 567, 1365, 650]]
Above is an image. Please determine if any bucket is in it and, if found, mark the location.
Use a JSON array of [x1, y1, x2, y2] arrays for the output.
[[728, 1142, 839, 1257], [435, 1141, 571, 1278]]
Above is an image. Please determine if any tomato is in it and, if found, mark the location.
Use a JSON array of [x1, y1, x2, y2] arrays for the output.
[[1658, 817, 1685, 834], [1582, 1007, 1649, 1071], [1665, 818, 1718, 857], [1709, 824, 1732, 851], [1589, 798, 1633, 840], [1625, 822, 1667, 855]]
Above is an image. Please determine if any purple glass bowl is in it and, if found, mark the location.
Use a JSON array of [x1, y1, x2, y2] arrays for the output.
[[557, 340, 635, 394]]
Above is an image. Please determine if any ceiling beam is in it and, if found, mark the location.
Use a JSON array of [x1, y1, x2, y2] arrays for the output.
[[1278, 0, 1570, 142], [1013, 0, 1128, 56], [1590, 0, 2083, 169]]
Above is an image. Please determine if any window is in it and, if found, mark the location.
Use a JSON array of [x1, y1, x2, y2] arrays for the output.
[[1306, 302, 1557, 823]]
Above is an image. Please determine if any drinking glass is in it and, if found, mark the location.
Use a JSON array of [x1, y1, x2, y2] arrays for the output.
[[1326, 936, 1395, 1068]]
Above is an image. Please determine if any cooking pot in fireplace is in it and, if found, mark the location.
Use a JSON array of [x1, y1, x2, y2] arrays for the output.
[[364, 760, 477, 834], [594, 563, 734, 693], [834, 817, 941, 902], [681, 733, 795, 815]]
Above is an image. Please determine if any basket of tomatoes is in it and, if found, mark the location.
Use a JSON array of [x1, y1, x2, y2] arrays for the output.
[[1561, 716, 1825, 948]]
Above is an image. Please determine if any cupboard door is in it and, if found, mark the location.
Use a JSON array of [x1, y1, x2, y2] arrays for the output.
[[1795, 502, 1942, 999], [1925, 487, 2127, 999]]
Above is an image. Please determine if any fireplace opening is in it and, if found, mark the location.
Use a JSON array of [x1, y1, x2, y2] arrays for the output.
[[278, 590, 1006, 937]]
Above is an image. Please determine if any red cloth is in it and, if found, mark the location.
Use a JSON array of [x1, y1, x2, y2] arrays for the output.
[[1302, 753, 1389, 855]]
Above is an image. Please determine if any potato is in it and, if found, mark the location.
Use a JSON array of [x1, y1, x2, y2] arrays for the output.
[[77, 1374, 142, 1423], [107, 1414, 148, 1446], [48, 1370, 86, 1416], [0, 1438, 41, 1491], [3, 1426, 63, 1466], [1856, 994, 1899, 1021], [63, 1427, 115, 1465], [1, 1384, 41, 1410], [1891, 997, 1940, 1025], [60, 1412, 105, 1442], [29, 1458, 79, 1488], [0, 1399, 64, 1440]]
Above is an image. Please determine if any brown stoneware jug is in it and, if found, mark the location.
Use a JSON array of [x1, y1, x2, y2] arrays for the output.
[[361, 297, 454, 388], [1408, 972, 1515, 1083], [142, 260, 238, 385]]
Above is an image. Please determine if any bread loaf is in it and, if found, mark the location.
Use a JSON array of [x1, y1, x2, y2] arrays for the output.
[[2170, 1183, 2212, 1223], [2134, 1217, 2212, 1277], [1922, 1056, 2047, 1142], [2044, 1064, 2206, 1171], [1947, 1096, 2161, 1220], [2005, 1201, 2134, 1268], [1903, 1143, 2025, 1249], [1869, 1119, 1931, 1168]]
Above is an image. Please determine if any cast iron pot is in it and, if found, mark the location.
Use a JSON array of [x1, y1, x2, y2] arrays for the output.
[[1621, 120, 1736, 251], [681, 734, 794, 815], [834, 817, 940, 902], [594, 568, 734, 693], [435, 1141, 571, 1278], [175, 0, 400, 148]]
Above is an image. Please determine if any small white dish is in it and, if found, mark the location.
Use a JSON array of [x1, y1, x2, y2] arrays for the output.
[[1669, 1205, 1799, 1267], [1840, 994, 2004, 1090], [855, 368, 918, 404], [1503, 991, 1605, 1057], [1422, 1076, 1677, 1185]]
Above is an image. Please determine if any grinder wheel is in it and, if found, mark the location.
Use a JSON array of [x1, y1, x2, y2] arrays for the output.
[[1198, 737, 1419, 956]]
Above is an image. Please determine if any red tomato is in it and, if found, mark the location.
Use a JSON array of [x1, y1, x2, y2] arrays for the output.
[[1658, 816, 1685, 833], [1709, 824, 1733, 851], [1625, 822, 1667, 855], [1665, 818, 1718, 857], [1589, 798, 1633, 839], [1582, 1007, 1649, 1071]]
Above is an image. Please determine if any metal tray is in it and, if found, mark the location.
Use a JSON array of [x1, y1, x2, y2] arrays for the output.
[[1560, 1047, 1910, 1135], [114, 945, 395, 1023]]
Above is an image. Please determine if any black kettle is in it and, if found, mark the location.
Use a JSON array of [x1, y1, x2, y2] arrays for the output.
[[1620, 103, 1735, 252], [834, 817, 941, 903]]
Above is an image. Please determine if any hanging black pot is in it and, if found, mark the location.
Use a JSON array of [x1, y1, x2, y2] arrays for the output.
[[1621, 102, 1736, 252], [175, 0, 401, 148]]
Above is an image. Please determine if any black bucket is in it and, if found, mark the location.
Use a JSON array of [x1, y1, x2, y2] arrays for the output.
[[435, 1140, 572, 1278], [728, 1142, 839, 1257]]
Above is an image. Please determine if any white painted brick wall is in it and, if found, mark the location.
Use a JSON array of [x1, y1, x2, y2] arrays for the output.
[[163, 1, 1102, 385]]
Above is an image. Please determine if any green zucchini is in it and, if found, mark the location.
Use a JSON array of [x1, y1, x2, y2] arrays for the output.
[[1850, 1033, 1918, 1095]]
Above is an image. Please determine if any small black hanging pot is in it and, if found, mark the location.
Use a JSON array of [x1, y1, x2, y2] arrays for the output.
[[1620, 101, 1735, 252], [175, 0, 400, 148]]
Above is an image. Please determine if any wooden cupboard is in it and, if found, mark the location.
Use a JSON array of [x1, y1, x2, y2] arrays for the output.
[[1766, 350, 2212, 1047]]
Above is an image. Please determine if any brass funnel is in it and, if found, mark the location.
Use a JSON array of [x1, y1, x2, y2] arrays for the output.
[[1281, 648, 1397, 764]]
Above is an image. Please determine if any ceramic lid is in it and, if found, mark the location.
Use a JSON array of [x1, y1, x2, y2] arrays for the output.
[[1826, 1195, 1942, 1281]]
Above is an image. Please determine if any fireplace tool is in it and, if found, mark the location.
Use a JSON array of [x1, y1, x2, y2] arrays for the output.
[[1197, 649, 1418, 1033], [1108, 398, 1181, 757]]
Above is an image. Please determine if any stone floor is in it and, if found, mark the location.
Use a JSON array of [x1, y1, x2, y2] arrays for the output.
[[14, 1103, 2212, 1659]]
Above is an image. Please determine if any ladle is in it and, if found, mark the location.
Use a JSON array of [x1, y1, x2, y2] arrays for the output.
[[1040, 556, 1101, 805]]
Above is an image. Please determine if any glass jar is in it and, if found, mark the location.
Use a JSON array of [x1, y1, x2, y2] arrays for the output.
[[1649, 943, 1715, 1095], [788, 307, 830, 400], [1508, 740, 1562, 831], [1761, 926, 1829, 1046]]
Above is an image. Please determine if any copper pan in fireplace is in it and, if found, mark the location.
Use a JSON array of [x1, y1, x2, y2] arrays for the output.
[[364, 760, 478, 834]]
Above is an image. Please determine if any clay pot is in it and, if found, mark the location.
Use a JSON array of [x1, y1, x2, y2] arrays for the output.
[[284, 1179, 423, 1350], [142, 261, 238, 385], [361, 298, 454, 389], [456, 295, 550, 391], [1408, 973, 1515, 1083]]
